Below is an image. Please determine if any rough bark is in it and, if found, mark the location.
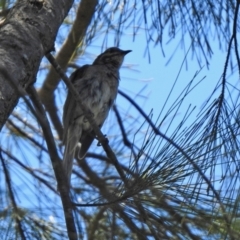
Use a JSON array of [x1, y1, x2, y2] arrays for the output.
[[0, 0, 74, 130]]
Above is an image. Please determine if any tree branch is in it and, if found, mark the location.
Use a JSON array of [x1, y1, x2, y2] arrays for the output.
[[27, 86, 78, 240], [2, 66, 78, 240]]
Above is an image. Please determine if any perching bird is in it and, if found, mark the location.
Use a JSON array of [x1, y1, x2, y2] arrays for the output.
[[62, 47, 131, 184]]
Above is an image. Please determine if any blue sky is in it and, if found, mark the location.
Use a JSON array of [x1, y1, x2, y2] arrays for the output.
[[79, 29, 233, 135]]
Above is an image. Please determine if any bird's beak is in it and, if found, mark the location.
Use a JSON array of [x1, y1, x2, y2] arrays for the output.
[[122, 50, 132, 55]]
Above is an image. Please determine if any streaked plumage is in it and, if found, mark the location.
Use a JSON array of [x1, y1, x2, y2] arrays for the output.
[[62, 47, 131, 184]]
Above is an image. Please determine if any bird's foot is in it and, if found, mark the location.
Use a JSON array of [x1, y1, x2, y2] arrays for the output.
[[97, 135, 108, 146]]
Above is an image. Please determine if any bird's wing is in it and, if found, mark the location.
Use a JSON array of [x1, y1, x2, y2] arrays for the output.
[[62, 65, 90, 144], [62, 65, 90, 184]]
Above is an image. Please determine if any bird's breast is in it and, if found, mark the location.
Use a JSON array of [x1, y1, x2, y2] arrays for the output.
[[78, 66, 119, 130]]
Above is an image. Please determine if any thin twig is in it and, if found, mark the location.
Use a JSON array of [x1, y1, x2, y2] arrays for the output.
[[1, 148, 57, 193], [233, 1, 240, 75], [118, 89, 233, 235], [112, 104, 137, 158], [0, 151, 26, 240], [6, 119, 48, 152]]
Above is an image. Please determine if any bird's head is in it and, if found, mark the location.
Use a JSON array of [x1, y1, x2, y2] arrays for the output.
[[93, 47, 131, 68]]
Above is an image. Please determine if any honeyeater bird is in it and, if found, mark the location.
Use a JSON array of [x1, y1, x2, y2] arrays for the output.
[[62, 47, 131, 184]]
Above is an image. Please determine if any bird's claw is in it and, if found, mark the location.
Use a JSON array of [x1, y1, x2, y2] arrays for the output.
[[97, 135, 108, 146]]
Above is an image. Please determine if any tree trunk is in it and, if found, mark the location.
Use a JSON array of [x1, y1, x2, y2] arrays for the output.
[[0, 0, 74, 130]]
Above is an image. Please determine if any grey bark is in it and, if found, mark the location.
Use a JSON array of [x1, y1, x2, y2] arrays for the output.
[[0, 0, 74, 130]]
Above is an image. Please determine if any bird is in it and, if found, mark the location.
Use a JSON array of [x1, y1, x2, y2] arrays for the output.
[[62, 47, 131, 185]]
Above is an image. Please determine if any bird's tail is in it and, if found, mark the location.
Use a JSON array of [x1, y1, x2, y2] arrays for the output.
[[63, 125, 82, 185]]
